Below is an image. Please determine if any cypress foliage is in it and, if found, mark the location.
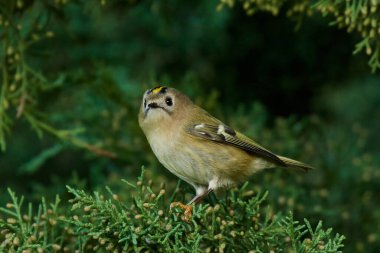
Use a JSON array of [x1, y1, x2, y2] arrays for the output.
[[0, 170, 345, 252], [218, 0, 380, 72]]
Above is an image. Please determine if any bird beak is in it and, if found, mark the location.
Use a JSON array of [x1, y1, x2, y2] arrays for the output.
[[144, 102, 158, 118]]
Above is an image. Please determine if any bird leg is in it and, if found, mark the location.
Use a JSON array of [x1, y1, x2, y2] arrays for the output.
[[188, 188, 213, 205], [170, 189, 213, 222]]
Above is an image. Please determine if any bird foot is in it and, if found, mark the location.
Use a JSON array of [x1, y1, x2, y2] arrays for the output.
[[170, 202, 193, 222]]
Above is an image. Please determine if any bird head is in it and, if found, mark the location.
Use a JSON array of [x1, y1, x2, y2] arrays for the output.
[[138, 86, 192, 133]]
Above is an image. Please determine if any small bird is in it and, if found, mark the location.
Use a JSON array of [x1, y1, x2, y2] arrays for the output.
[[138, 86, 313, 220]]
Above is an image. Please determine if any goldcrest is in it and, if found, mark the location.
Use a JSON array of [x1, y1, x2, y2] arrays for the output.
[[138, 86, 313, 207]]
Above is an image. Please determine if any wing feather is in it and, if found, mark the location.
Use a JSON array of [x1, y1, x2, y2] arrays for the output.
[[187, 123, 286, 166]]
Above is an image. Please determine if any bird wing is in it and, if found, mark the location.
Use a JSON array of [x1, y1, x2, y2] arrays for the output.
[[186, 120, 286, 166]]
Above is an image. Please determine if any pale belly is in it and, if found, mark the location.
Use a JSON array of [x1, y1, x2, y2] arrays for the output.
[[154, 145, 213, 186], [146, 131, 271, 190], [147, 134, 215, 186]]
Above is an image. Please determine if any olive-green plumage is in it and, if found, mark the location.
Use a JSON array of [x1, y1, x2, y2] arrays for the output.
[[138, 86, 313, 203]]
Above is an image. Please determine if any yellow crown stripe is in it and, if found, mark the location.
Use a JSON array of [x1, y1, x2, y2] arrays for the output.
[[152, 86, 166, 94]]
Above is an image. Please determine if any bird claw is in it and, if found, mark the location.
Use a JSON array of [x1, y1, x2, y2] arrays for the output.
[[170, 202, 193, 222]]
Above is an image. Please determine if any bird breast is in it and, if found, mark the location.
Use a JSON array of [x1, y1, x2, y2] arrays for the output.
[[145, 128, 213, 186]]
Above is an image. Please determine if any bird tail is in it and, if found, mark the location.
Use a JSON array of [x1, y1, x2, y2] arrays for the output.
[[277, 155, 314, 172]]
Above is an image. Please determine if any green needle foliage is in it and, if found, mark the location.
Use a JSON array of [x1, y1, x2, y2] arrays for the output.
[[0, 0, 130, 153], [218, 0, 380, 72], [0, 170, 345, 252], [0, 190, 68, 252]]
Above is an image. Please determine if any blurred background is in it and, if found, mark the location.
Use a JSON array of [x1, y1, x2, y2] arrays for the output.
[[1, 0, 380, 252]]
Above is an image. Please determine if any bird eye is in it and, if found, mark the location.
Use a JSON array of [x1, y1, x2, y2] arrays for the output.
[[165, 97, 173, 106]]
